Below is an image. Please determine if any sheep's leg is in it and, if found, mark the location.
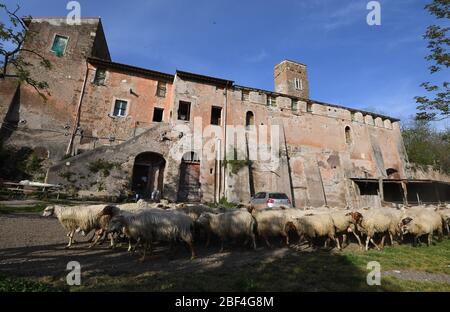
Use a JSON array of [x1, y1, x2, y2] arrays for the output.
[[324, 237, 330, 248], [380, 235, 386, 249], [87, 231, 96, 243], [109, 233, 115, 249], [127, 238, 132, 252], [365, 236, 370, 251], [282, 231, 289, 246], [66, 230, 75, 248], [427, 233, 432, 246], [352, 232, 362, 249], [187, 240, 196, 259], [134, 238, 142, 252], [139, 242, 147, 262], [205, 233, 211, 248], [342, 234, 348, 248], [250, 233, 256, 250], [370, 237, 381, 250], [334, 236, 341, 251], [263, 235, 272, 248]]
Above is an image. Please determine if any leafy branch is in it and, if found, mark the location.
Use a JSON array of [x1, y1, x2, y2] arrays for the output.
[[0, 3, 51, 100]]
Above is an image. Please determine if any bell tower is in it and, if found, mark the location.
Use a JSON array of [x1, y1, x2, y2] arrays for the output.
[[274, 60, 309, 99]]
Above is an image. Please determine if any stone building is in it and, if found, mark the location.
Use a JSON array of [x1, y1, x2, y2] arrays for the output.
[[1, 17, 449, 206]]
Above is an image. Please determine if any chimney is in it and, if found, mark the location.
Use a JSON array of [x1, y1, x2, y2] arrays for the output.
[[274, 60, 309, 99]]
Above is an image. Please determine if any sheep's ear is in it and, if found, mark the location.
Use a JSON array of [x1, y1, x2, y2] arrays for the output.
[[401, 217, 413, 225]]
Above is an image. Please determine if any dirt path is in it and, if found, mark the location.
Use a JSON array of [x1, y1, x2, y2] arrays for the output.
[[383, 269, 450, 284], [0, 213, 295, 281]]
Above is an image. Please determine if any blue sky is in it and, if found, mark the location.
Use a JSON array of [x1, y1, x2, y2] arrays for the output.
[[1, 0, 448, 127]]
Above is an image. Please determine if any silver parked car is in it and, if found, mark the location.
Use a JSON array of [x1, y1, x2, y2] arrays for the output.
[[250, 192, 292, 208]]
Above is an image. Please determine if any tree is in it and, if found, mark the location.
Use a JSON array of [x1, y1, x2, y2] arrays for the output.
[[402, 117, 450, 174], [415, 0, 449, 121], [0, 3, 51, 99]]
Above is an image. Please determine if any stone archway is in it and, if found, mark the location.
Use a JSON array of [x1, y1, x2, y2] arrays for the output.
[[177, 152, 201, 202], [132, 152, 166, 199]]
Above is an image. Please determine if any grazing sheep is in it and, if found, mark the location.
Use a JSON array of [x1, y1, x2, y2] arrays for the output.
[[400, 210, 443, 246], [196, 210, 256, 252], [329, 211, 362, 248], [347, 210, 396, 251], [106, 209, 196, 261], [435, 208, 450, 237], [295, 213, 339, 249], [42, 204, 109, 248], [250, 208, 295, 247]]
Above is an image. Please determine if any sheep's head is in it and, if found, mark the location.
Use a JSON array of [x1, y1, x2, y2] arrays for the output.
[[345, 211, 363, 225], [400, 217, 413, 235], [196, 212, 212, 228], [42, 205, 55, 217]]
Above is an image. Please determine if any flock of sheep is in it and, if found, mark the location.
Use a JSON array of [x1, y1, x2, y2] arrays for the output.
[[41, 200, 450, 262]]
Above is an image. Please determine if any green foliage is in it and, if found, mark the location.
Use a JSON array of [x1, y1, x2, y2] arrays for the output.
[[0, 145, 45, 182], [402, 118, 450, 174], [223, 148, 252, 175], [415, 0, 449, 121], [88, 159, 118, 177], [206, 196, 236, 209], [0, 275, 54, 292]]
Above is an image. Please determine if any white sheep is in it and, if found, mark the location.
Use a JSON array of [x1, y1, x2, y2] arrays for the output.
[[295, 213, 339, 249], [42, 204, 109, 248], [400, 210, 443, 246], [347, 210, 401, 251], [436, 209, 450, 237], [329, 211, 362, 248], [249, 208, 294, 247], [106, 209, 195, 261], [196, 210, 256, 252]]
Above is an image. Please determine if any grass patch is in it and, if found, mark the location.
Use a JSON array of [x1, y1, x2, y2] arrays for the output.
[[0, 203, 48, 214], [0, 275, 55, 292]]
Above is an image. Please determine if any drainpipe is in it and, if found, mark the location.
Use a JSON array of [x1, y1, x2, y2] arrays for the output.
[[66, 60, 90, 156], [222, 83, 229, 199]]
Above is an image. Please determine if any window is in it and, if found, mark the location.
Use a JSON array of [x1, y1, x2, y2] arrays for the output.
[[51, 34, 68, 57], [345, 126, 352, 144], [113, 99, 128, 117], [267, 96, 276, 106], [294, 78, 303, 90], [156, 81, 167, 97], [93, 68, 106, 85], [245, 111, 254, 127], [291, 99, 298, 110], [153, 107, 164, 122], [306, 103, 313, 112], [211, 106, 222, 125], [254, 192, 266, 199], [242, 90, 250, 101], [178, 101, 191, 121]]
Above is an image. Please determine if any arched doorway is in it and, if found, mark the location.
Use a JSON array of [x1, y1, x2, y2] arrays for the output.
[[132, 152, 166, 199], [177, 152, 201, 202]]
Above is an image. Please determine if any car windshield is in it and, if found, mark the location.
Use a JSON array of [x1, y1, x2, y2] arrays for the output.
[[268, 193, 288, 199]]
